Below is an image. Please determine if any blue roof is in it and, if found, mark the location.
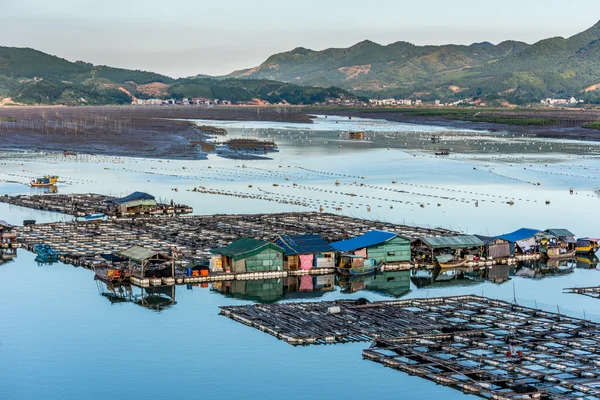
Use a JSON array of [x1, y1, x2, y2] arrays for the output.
[[496, 228, 540, 243], [331, 230, 397, 252], [107, 191, 155, 204], [274, 234, 334, 255]]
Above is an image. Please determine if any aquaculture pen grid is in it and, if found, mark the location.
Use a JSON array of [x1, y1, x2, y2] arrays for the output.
[[565, 286, 600, 299], [221, 295, 600, 398]]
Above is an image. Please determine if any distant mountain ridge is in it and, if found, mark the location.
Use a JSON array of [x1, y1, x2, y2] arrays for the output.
[[0, 47, 358, 105], [225, 21, 600, 104]]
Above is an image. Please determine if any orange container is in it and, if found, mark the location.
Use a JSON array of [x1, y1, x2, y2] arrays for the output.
[[192, 270, 200, 277], [200, 269, 209, 277], [200, 283, 208, 288]]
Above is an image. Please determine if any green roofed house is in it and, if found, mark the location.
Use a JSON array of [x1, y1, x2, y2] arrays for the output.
[[210, 238, 285, 274]]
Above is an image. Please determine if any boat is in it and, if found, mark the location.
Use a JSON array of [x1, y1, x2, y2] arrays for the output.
[[435, 149, 450, 156], [30, 175, 59, 187], [84, 213, 105, 221], [94, 266, 131, 284], [576, 238, 599, 254], [436, 254, 467, 269], [33, 244, 58, 261], [544, 248, 577, 260], [336, 255, 381, 276]]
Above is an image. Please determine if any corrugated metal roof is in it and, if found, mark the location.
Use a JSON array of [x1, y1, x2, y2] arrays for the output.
[[274, 234, 333, 255], [475, 235, 509, 245], [107, 191, 155, 204], [331, 230, 398, 252], [496, 228, 541, 243], [420, 235, 484, 249], [119, 245, 160, 263], [546, 229, 575, 238], [211, 238, 284, 258]]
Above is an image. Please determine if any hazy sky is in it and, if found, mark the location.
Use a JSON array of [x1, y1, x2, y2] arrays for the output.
[[3, 0, 600, 77]]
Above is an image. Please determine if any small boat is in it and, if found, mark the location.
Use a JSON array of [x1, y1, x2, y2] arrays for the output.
[[435, 150, 450, 156], [84, 213, 105, 221], [34, 244, 58, 261], [544, 248, 576, 260], [436, 254, 467, 269], [576, 238, 599, 254], [30, 175, 59, 187], [94, 266, 131, 283]]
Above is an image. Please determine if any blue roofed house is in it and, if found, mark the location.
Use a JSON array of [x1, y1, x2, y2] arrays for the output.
[[274, 234, 335, 271], [330, 230, 411, 267], [496, 228, 542, 255]]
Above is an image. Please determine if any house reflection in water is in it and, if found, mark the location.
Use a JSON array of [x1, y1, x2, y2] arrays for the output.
[[96, 280, 176, 311], [338, 271, 410, 297], [411, 268, 483, 289], [211, 274, 336, 303], [514, 259, 575, 279], [576, 253, 599, 270], [0, 249, 17, 266]]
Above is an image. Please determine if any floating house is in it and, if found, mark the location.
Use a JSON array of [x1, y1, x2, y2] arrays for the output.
[[475, 235, 511, 259], [413, 235, 485, 265], [0, 220, 17, 249], [210, 238, 285, 273], [496, 228, 541, 255], [546, 229, 577, 251], [119, 245, 174, 278], [274, 234, 335, 271], [106, 192, 157, 216], [349, 131, 365, 140], [330, 230, 411, 264]]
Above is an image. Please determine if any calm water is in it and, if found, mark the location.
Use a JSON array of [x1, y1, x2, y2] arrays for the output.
[[1, 115, 600, 400]]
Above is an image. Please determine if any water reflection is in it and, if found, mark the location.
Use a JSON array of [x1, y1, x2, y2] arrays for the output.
[[576, 254, 599, 270], [338, 271, 410, 297], [0, 249, 16, 266], [514, 259, 575, 279], [96, 280, 176, 311]]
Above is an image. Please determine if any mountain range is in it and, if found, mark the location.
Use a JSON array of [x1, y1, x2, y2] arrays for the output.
[[3, 21, 600, 105], [226, 21, 600, 104]]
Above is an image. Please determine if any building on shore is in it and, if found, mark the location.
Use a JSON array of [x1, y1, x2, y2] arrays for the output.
[[331, 230, 412, 265], [106, 192, 157, 216], [274, 234, 335, 271], [210, 238, 285, 273]]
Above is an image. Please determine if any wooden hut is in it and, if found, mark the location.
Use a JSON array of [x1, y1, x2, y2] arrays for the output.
[[274, 234, 335, 271], [0, 220, 17, 249], [210, 238, 285, 273], [496, 228, 541, 255], [475, 235, 511, 259], [330, 230, 411, 265], [106, 192, 157, 216], [546, 229, 577, 251], [119, 245, 174, 278], [414, 235, 485, 266]]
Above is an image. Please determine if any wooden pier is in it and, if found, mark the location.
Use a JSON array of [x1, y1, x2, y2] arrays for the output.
[[564, 286, 600, 299], [222, 295, 600, 398]]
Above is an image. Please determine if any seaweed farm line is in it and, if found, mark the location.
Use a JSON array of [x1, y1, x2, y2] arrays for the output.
[[222, 295, 600, 399]]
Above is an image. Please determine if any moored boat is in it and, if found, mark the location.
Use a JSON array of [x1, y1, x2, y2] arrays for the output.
[[33, 244, 58, 261], [84, 213, 105, 221], [544, 248, 577, 260], [336, 255, 380, 276], [576, 238, 599, 254], [94, 266, 131, 283], [436, 254, 467, 269]]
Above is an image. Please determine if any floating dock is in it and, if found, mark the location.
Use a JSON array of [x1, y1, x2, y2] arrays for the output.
[[222, 295, 600, 398], [564, 286, 600, 299]]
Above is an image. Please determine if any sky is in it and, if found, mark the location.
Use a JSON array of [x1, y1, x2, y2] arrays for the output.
[[3, 0, 600, 78]]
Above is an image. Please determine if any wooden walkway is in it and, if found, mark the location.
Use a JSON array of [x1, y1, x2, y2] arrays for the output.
[[222, 295, 600, 398], [564, 285, 600, 299]]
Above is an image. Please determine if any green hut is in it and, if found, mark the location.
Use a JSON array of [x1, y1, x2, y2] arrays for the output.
[[210, 238, 285, 273]]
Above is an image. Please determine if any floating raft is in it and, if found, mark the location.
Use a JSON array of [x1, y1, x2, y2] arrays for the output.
[[222, 295, 600, 398], [564, 286, 600, 299]]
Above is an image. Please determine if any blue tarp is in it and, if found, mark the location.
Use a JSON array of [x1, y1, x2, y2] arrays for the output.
[[331, 230, 397, 252], [496, 228, 540, 243], [274, 234, 334, 255], [107, 192, 155, 204]]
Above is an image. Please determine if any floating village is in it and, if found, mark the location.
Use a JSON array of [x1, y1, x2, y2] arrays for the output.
[[2, 173, 600, 399]]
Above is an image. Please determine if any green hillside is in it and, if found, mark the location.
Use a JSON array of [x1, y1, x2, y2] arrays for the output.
[[226, 21, 600, 104], [0, 47, 358, 105]]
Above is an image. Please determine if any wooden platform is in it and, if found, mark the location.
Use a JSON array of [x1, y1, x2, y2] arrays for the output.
[[222, 295, 600, 398], [564, 285, 600, 299]]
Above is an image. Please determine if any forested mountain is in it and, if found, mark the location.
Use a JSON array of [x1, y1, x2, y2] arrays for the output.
[[226, 21, 600, 104]]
